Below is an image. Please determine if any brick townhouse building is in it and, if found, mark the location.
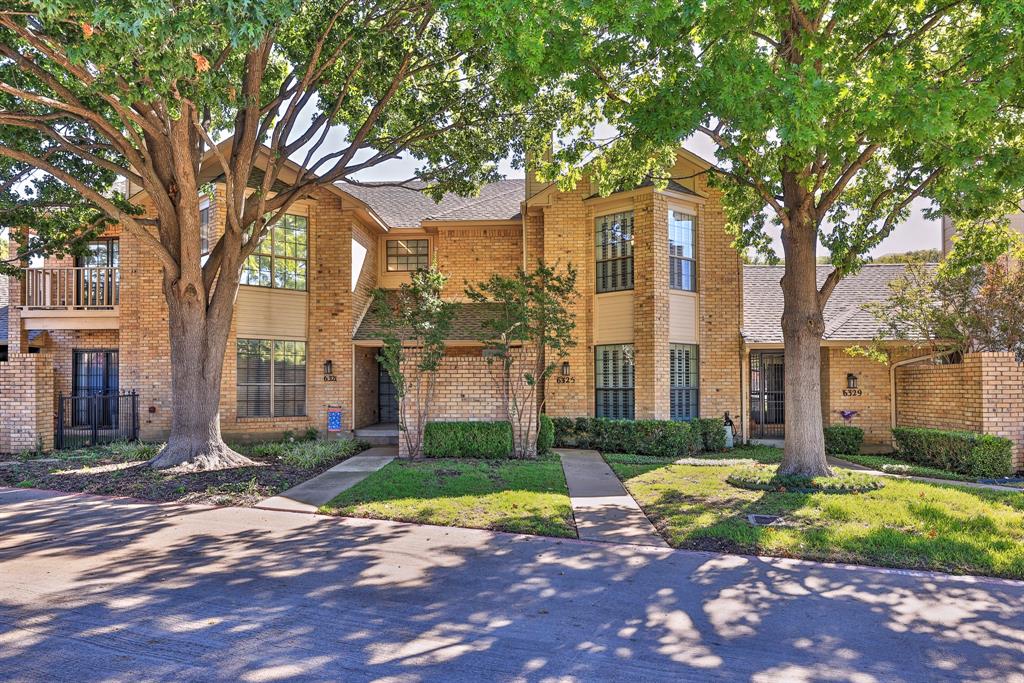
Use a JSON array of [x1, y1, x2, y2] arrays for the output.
[[2, 147, 1022, 467]]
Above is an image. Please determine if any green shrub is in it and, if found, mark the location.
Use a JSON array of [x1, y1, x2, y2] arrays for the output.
[[551, 416, 700, 457], [824, 425, 864, 455], [422, 421, 513, 459], [692, 418, 727, 452], [537, 415, 554, 454], [892, 427, 1013, 478], [726, 465, 884, 494]]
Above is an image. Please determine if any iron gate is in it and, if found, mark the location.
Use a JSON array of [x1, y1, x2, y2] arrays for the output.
[[749, 351, 785, 439], [56, 391, 139, 450]]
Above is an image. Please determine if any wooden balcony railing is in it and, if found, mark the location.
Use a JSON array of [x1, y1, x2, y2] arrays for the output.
[[21, 266, 120, 309]]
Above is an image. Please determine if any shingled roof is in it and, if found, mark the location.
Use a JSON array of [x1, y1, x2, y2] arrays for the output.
[[742, 264, 919, 344], [336, 179, 524, 229], [353, 301, 506, 342]]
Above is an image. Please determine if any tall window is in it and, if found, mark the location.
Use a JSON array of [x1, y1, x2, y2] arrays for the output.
[[386, 239, 429, 272], [236, 339, 307, 418], [199, 200, 211, 255], [595, 344, 635, 419], [670, 344, 699, 421], [596, 211, 634, 293], [669, 210, 696, 291], [241, 214, 308, 290]]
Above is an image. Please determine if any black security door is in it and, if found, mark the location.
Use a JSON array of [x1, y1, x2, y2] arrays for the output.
[[749, 351, 785, 439], [72, 349, 119, 426], [378, 361, 399, 423]]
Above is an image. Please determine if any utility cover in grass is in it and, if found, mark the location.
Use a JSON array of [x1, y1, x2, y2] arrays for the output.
[[727, 465, 884, 494]]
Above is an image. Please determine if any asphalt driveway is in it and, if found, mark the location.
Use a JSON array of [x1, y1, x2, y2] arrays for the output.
[[1, 487, 1022, 682]]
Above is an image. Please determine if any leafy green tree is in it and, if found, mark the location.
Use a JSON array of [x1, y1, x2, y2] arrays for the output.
[[0, 1, 527, 468], [372, 265, 453, 459], [872, 249, 942, 265], [466, 261, 578, 458], [505, 0, 1024, 475]]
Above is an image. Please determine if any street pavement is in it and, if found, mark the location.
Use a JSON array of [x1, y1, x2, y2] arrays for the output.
[[1, 487, 1022, 682]]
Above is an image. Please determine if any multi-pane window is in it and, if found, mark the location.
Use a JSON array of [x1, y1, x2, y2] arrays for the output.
[[241, 214, 308, 290], [236, 339, 306, 418], [669, 210, 697, 291], [596, 211, 634, 293], [595, 344, 635, 419], [386, 239, 429, 272], [199, 200, 211, 255], [670, 344, 699, 421]]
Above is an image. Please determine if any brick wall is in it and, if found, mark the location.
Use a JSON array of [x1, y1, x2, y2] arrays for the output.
[[44, 329, 120, 402], [896, 352, 1024, 470], [820, 348, 893, 444], [435, 225, 522, 297], [0, 353, 54, 454], [353, 346, 379, 429]]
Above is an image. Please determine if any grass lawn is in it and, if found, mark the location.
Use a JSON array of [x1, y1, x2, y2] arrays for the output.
[[833, 453, 976, 482], [606, 456, 1024, 579], [320, 456, 576, 538]]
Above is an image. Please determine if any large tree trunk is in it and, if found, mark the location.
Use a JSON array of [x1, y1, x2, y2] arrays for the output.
[[777, 210, 832, 477], [147, 255, 254, 471]]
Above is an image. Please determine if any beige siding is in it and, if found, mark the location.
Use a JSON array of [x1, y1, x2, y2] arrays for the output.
[[668, 291, 698, 343], [593, 291, 634, 344], [236, 286, 308, 341]]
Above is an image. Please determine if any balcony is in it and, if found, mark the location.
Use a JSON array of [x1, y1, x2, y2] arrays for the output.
[[19, 266, 120, 330]]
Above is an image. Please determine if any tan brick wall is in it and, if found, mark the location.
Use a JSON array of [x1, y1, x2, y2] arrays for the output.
[[435, 225, 522, 297], [42, 330, 120, 402], [0, 353, 54, 454], [353, 345, 379, 429], [822, 348, 893, 444], [896, 352, 1024, 470]]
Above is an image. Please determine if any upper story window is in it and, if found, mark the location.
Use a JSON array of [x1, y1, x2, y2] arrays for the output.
[[199, 200, 211, 255], [241, 214, 308, 291], [596, 210, 634, 293], [386, 239, 429, 272], [669, 210, 696, 291], [76, 238, 119, 268]]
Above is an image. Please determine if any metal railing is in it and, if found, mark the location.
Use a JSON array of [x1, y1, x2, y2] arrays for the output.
[[55, 391, 139, 450], [21, 266, 120, 309]]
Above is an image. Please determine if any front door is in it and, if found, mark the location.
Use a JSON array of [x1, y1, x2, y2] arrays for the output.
[[72, 349, 119, 427], [749, 351, 784, 439], [378, 361, 399, 423]]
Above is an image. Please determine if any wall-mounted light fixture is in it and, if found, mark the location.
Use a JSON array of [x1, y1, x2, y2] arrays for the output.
[[324, 360, 334, 376], [561, 361, 571, 377], [847, 373, 858, 389]]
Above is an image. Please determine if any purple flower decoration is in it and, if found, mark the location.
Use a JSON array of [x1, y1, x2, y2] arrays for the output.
[[839, 410, 859, 425]]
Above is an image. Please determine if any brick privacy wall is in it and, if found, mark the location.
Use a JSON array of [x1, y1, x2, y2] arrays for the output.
[[435, 226, 522, 298], [0, 353, 54, 454], [397, 347, 534, 457], [896, 352, 1024, 470], [353, 346, 379, 428], [821, 347, 893, 444]]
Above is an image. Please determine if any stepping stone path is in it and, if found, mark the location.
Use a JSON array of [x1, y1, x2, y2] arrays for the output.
[[557, 449, 668, 548], [256, 446, 396, 513]]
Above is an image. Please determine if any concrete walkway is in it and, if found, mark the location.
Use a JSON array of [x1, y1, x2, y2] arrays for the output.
[[2, 487, 1023, 682], [256, 446, 395, 513], [828, 456, 1024, 492], [557, 449, 668, 548]]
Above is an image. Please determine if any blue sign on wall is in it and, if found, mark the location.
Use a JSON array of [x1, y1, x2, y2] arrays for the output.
[[327, 408, 342, 432]]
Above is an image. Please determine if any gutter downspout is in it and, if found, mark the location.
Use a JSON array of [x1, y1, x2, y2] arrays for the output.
[[890, 351, 951, 432]]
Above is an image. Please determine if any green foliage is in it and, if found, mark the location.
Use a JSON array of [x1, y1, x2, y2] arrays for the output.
[[537, 414, 554, 454], [692, 418, 726, 452], [726, 466, 884, 494], [422, 421, 514, 459], [892, 427, 1013, 478], [246, 438, 367, 470], [824, 425, 864, 455], [553, 417, 700, 458], [872, 250, 943, 264]]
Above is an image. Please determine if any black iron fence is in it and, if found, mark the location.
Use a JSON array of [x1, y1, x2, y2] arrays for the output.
[[56, 391, 139, 450]]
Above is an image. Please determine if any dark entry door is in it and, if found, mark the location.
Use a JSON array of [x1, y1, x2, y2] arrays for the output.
[[378, 361, 399, 423], [72, 349, 119, 426], [749, 351, 784, 439]]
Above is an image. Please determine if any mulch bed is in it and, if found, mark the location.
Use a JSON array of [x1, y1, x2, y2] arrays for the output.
[[0, 455, 326, 507]]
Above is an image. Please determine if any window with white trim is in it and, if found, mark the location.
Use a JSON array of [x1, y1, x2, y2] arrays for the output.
[[241, 214, 308, 290], [386, 239, 429, 272], [670, 344, 699, 421], [595, 211, 634, 293], [595, 344, 634, 419], [236, 339, 306, 418], [199, 199, 211, 255], [669, 210, 696, 291]]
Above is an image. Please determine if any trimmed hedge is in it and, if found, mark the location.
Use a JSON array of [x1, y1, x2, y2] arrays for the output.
[[552, 417, 728, 457], [892, 427, 1013, 478], [824, 425, 864, 455], [422, 421, 513, 459], [537, 414, 554, 454]]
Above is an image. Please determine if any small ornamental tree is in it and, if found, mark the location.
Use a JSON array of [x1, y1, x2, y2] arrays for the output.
[[0, 1, 529, 469], [372, 265, 453, 459], [493, 0, 1024, 476], [466, 261, 577, 458]]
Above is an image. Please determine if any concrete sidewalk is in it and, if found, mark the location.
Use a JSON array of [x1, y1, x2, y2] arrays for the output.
[[256, 446, 395, 512], [558, 449, 668, 547], [2, 486, 1022, 682]]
